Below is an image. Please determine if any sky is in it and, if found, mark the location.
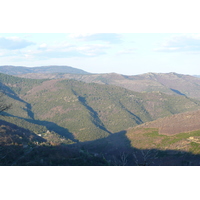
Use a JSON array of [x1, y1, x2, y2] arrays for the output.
[[1, 0, 200, 76], [1, 33, 200, 75]]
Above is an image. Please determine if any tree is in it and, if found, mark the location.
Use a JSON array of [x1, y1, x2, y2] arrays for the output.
[[0, 91, 12, 115], [132, 149, 159, 166]]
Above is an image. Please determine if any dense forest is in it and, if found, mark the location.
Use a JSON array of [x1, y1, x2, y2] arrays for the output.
[[1, 70, 200, 165]]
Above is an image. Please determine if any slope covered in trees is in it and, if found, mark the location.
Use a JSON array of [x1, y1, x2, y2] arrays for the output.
[[17, 72, 200, 100], [1, 71, 200, 165], [1, 72, 200, 143]]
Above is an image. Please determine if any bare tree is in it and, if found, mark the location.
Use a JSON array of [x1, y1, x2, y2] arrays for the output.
[[132, 149, 159, 166], [112, 152, 129, 166], [119, 152, 128, 166]]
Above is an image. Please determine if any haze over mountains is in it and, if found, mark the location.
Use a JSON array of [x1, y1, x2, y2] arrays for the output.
[[2, 65, 199, 100], [1, 65, 200, 165], [0, 65, 89, 75]]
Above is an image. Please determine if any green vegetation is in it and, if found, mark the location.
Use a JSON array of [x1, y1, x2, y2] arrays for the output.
[[0, 73, 46, 95], [1, 72, 200, 144], [17, 71, 200, 101], [0, 65, 90, 75], [127, 128, 200, 155], [2, 71, 200, 165]]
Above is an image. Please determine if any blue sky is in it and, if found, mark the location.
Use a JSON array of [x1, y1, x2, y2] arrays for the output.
[[1, 0, 200, 75], [0, 33, 200, 75]]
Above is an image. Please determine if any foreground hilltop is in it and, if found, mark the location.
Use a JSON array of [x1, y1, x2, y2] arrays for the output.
[[0, 120, 109, 166], [126, 109, 200, 157], [136, 109, 200, 135], [1, 118, 200, 166]]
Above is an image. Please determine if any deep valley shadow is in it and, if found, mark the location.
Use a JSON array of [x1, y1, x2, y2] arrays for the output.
[[170, 88, 186, 96], [1, 129, 200, 165], [1, 115, 200, 166], [67, 131, 200, 166], [0, 119, 46, 143], [27, 119, 80, 143], [1, 83, 35, 119], [71, 89, 112, 135], [118, 101, 144, 124], [3, 113, 79, 143]]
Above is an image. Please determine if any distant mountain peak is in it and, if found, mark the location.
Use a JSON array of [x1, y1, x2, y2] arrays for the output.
[[0, 65, 90, 75]]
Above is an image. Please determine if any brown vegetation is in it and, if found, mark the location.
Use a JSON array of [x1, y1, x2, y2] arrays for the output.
[[17, 72, 200, 100], [136, 109, 200, 135]]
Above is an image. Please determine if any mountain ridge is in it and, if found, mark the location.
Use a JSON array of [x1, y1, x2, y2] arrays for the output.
[[1, 70, 200, 165], [16, 71, 200, 100], [0, 65, 90, 75], [1, 72, 200, 143]]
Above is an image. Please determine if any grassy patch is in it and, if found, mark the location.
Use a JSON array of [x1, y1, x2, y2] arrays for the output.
[[127, 127, 200, 154], [144, 129, 163, 137], [189, 142, 200, 154]]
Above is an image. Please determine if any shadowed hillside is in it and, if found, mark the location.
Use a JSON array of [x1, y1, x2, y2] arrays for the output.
[[125, 110, 200, 157], [77, 130, 200, 166], [1, 122, 200, 166], [0, 120, 107, 166]]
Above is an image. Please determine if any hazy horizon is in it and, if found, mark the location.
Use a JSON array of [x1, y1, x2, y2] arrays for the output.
[[0, 33, 200, 76], [0, 64, 197, 76]]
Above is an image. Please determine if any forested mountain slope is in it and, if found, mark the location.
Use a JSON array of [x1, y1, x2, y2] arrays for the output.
[[17, 72, 200, 100], [1, 72, 200, 143]]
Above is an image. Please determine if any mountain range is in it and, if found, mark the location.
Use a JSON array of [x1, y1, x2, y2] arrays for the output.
[[1, 65, 200, 165], [0, 65, 89, 75], [16, 70, 200, 100]]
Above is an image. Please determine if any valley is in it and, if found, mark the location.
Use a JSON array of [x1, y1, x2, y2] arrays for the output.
[[1, 65, 200, 165]]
